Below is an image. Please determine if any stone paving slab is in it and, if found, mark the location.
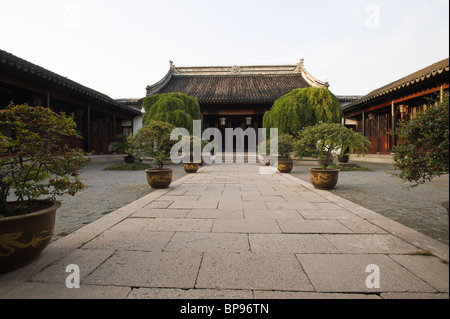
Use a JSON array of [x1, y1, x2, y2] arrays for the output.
[[195, 252, 314, 292], [249, 234, 340, 254], [128, 288, 253, 299], [83, 250, 203, 289], [81, 229, 174, 251], [164, 232, 250, 253], [277, 219, 354, 234], [296, 254, 437, 293], [323, 234, 419, 254], [2, 282, 131, 299], [212, 218, 281, 233], [1, 162, 449, 300]]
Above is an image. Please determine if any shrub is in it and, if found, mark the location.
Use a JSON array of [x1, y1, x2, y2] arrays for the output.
[[277, 134, 295, 161], [0, 104, 89, 217], [108, 133, 134, 155], [296, 123, 370, 169], [131, 120, 176, 169], [392, 93, 449, 187]]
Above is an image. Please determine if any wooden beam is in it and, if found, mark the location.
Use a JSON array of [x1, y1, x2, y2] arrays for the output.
[[344, 83, 449, 118]]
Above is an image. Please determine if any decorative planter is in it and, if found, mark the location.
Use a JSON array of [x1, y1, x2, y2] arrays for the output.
[[278, 161, 293, 173], [124, 155, 135, 164], [309, 168, 340, 190], [184, 163, 199, 173], [145, 168, 173, 189], [338, 155, 350, 163], [0, 200, 61, 274]]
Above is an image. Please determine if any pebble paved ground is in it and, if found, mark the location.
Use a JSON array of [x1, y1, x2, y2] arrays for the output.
[[289, 160, 449, 245], [52, 162, 187, 241]]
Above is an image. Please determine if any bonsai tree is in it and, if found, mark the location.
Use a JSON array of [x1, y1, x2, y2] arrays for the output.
[[392, 93, 449, 188], [338, 129, 372, 161], [0, 104, 89, 217], [108, 133, 134, 155], [296, 123, 371, 169], [277, 134, 295, 161], [142, 93, 201, 133], [263, 87, 342, 136], [131, 120, 176, 169]]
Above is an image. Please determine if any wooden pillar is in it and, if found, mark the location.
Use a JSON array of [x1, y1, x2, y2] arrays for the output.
[[46, 92, 50, 108], [362, 111, 365, 136], [113, 114, 116, 139], [391, 101, 395, 151], [377, 112, 381, 154], [87, 106, 91, 152]]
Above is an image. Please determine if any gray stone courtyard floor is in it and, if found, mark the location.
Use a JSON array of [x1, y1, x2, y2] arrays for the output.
[[0, 162, 448, 299]]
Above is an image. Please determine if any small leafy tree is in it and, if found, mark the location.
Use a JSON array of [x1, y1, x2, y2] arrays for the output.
[[277, 134, 294, 161], [263, 87, 342, 136], [0, 104, 89, 217], [108, 133, 134, 156], [392, 94, 449, 187], [296, 123, 370, 169], [142, 93, 201, 133], [131, 120, 176, 169]]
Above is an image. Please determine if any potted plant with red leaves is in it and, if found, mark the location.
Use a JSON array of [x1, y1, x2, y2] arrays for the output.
[[0, 104, 89, 273]]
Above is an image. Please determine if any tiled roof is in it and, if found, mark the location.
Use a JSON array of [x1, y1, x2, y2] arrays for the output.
[[0, 49, 141, 115], [153, 74, 312, 103], [344, 57, 449, 110], [146, 60, 329, 104]]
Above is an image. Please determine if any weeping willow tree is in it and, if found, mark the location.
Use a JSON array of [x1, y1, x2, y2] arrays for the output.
[[263, 87, 342, 137], [142, 93, 201, 133]]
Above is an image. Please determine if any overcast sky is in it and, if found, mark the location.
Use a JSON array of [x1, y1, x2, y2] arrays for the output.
[[1, 0, 449, 99]]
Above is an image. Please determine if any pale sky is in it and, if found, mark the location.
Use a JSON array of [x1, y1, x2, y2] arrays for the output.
[[1, 0, 449, 99]]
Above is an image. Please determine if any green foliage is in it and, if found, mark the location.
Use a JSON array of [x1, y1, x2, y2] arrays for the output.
[[142, 93, 201, 133], [103, 163, 152, 171], [296, 123, 370, 169], [263, 87, 343, 136], [108, 133, 134, 155], [131, 120, 176, 169], [277, 134, 295, 161], [327, 164, 372, 172], [392, 93, 449, 187], [0, 104, 89, 217]]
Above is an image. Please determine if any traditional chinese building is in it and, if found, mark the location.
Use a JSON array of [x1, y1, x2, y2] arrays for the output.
[[0, 49, 141, 154], [145, 60, 353, 146], [343, 58, 449, 154]]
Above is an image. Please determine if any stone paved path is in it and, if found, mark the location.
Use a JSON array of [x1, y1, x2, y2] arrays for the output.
[[1, 163, 448, 299]]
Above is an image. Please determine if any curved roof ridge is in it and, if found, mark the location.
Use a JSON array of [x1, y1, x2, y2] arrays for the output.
[[145, 59, 329, 98]]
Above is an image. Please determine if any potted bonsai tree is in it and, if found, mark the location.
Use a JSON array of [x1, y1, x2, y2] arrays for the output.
[[182, 135, 201, 173], [0, 104, 89, 273], [296, 123, 370, 190], [108, 133, 135, 163], [258, 138, 272, 166], [277, 134, 295, 173], [131, 120, 176, 189]]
